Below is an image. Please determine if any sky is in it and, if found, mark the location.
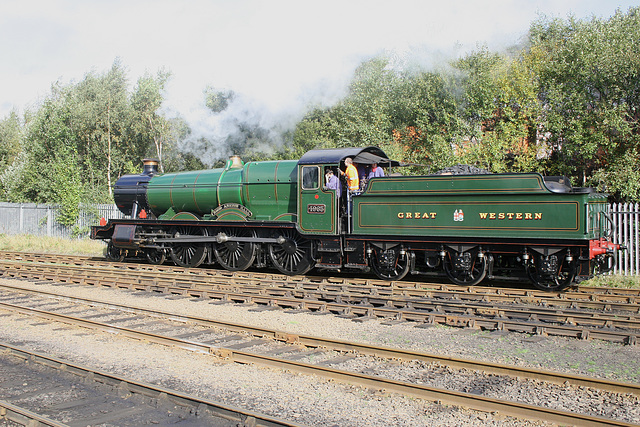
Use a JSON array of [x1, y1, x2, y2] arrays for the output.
[[0, 0, 637, 158]]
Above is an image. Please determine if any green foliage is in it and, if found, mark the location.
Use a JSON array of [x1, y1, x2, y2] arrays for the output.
[[286, 7, 640, 200], [291, 58, 462, 172], [529, 8, 640, 192], [0, 111, 23, 169], [204, 87, 235, 113], [130, 69, 173, 172], [2, 7, 640, 211], [0, 59, 199, 223], [51, 146, 82, 226], [592, 156, 640, 200]]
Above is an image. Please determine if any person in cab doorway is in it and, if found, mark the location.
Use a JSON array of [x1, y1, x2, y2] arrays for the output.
[[368, 162, 384, 179], [340, 157, 360, 233], [341, 157, 359, 194], [324, 168, 341, 197]]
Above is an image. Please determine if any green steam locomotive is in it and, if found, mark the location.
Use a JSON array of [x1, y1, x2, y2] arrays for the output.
[[91, 146, 622, 291]]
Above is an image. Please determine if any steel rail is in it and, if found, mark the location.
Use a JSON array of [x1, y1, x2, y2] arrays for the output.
[[1, 254, 638, 314], [0, 399, 67, 427], [2, 262, 639, 344], [1, 261, 639, 344], [3, 260, 640, 324], [0, 281, 638, 397], [0, 298, 636, 426], [2, 251, 639, 301], [0, 342, 302, 427]]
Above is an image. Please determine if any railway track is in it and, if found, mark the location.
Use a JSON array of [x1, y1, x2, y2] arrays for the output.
[[2, 250, 639, 303], [0, 252, 638, 344], [0, 341, 299, 427], [0, 281, 638, 426]]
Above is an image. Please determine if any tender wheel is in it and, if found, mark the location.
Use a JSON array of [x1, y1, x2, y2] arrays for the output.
[[268, 229, 315, 275], [213, 228, 256, 271], [525, 251, 576, 292], [443, 250, 487, 286], [369, 246, 410, 281], [145, 249, 166, 265], [105, 241, 125, 262], [169, 226, 208, 268]]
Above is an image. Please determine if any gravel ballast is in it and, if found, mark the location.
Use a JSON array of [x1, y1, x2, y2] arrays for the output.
[[0, 277, 638, 426]]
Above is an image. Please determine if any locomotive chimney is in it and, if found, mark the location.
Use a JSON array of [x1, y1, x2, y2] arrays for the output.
[[142, 159, 159, 176]]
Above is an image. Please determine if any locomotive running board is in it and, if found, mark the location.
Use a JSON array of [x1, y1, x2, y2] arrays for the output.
[[152, 233, 286, 245]]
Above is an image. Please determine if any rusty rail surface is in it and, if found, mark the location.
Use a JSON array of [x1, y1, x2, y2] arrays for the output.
[[0, 281, 638, 397], [0, 259, 638, 345], [2, 251, 639, 300], [0, 399, 67, 427], [0, 285, 638, 426], [0, 342, 302, 427]]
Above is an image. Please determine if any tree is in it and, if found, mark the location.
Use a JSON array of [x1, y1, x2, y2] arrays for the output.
[[291, 57, 460, 170], [0, 110, 23, 169], [528, 8, 640, 194], [451, 47, 542, 173], [387, 70, 460, 171], [204, 86, 235, 113], [131, 70, 172, 172], [72, 60, 131, 197]]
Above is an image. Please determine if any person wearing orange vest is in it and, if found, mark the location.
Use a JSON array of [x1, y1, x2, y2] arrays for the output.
[[341, 157, 359, 193], [340, 157, 360, 233]]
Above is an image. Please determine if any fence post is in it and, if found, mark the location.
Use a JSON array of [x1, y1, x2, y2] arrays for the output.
[[623, 202, 628, 275], [627, 203, 640, 274], [47, 206, 52, 237], [612, 203, 619, 274]]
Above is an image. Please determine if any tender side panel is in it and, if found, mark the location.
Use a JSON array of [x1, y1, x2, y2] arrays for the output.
[[354, 194, 588, 239], [365, 173, 550, 196]]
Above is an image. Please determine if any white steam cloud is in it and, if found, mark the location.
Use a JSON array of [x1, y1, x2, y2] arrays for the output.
[[0, 0, 635, 164]]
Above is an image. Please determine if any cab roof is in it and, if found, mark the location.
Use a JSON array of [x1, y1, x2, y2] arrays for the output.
[[298, 146, 402, 166]]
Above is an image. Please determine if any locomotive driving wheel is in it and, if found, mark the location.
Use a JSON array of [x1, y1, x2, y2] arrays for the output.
[[105, 241, 125, 262], [369, 246, 410, 281], [213, 228, 256, 271], [145, 249, 166, 265], [443, 249, 487, 286], [524, 250, 576, 292], [268, 229, 315, 275], [169, 226, 208, 268]]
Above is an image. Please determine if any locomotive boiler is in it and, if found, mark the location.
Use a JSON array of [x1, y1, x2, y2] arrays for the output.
[[92, 146, 622, 291]]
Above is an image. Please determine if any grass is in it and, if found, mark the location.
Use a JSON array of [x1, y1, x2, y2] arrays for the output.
[[580, 274, 640, 289], [0, 234, 105, 257]]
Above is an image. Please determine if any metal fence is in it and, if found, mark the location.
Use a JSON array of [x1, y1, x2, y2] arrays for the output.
[[611, 203, 640, 275], [0, 202, 123, 239], [0, 202, 638, 275]]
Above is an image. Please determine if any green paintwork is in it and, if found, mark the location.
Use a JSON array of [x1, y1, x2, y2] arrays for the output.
[[365, 174, 549, 195], [353, 173, 605, 240], [243, 160, 297, 221], [145, 154, 607, 243], [147, 160, 298, 222], [297, 165, 338, 234]]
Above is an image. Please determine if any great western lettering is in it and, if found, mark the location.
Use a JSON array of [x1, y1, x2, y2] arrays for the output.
[[478, 212, 542, 220]]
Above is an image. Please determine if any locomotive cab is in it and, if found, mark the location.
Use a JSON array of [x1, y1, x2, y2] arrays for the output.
[[296, 146, 400, 237]]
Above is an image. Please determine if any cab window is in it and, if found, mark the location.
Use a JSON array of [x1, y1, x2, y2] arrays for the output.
[[301, 166, 320, 190]]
